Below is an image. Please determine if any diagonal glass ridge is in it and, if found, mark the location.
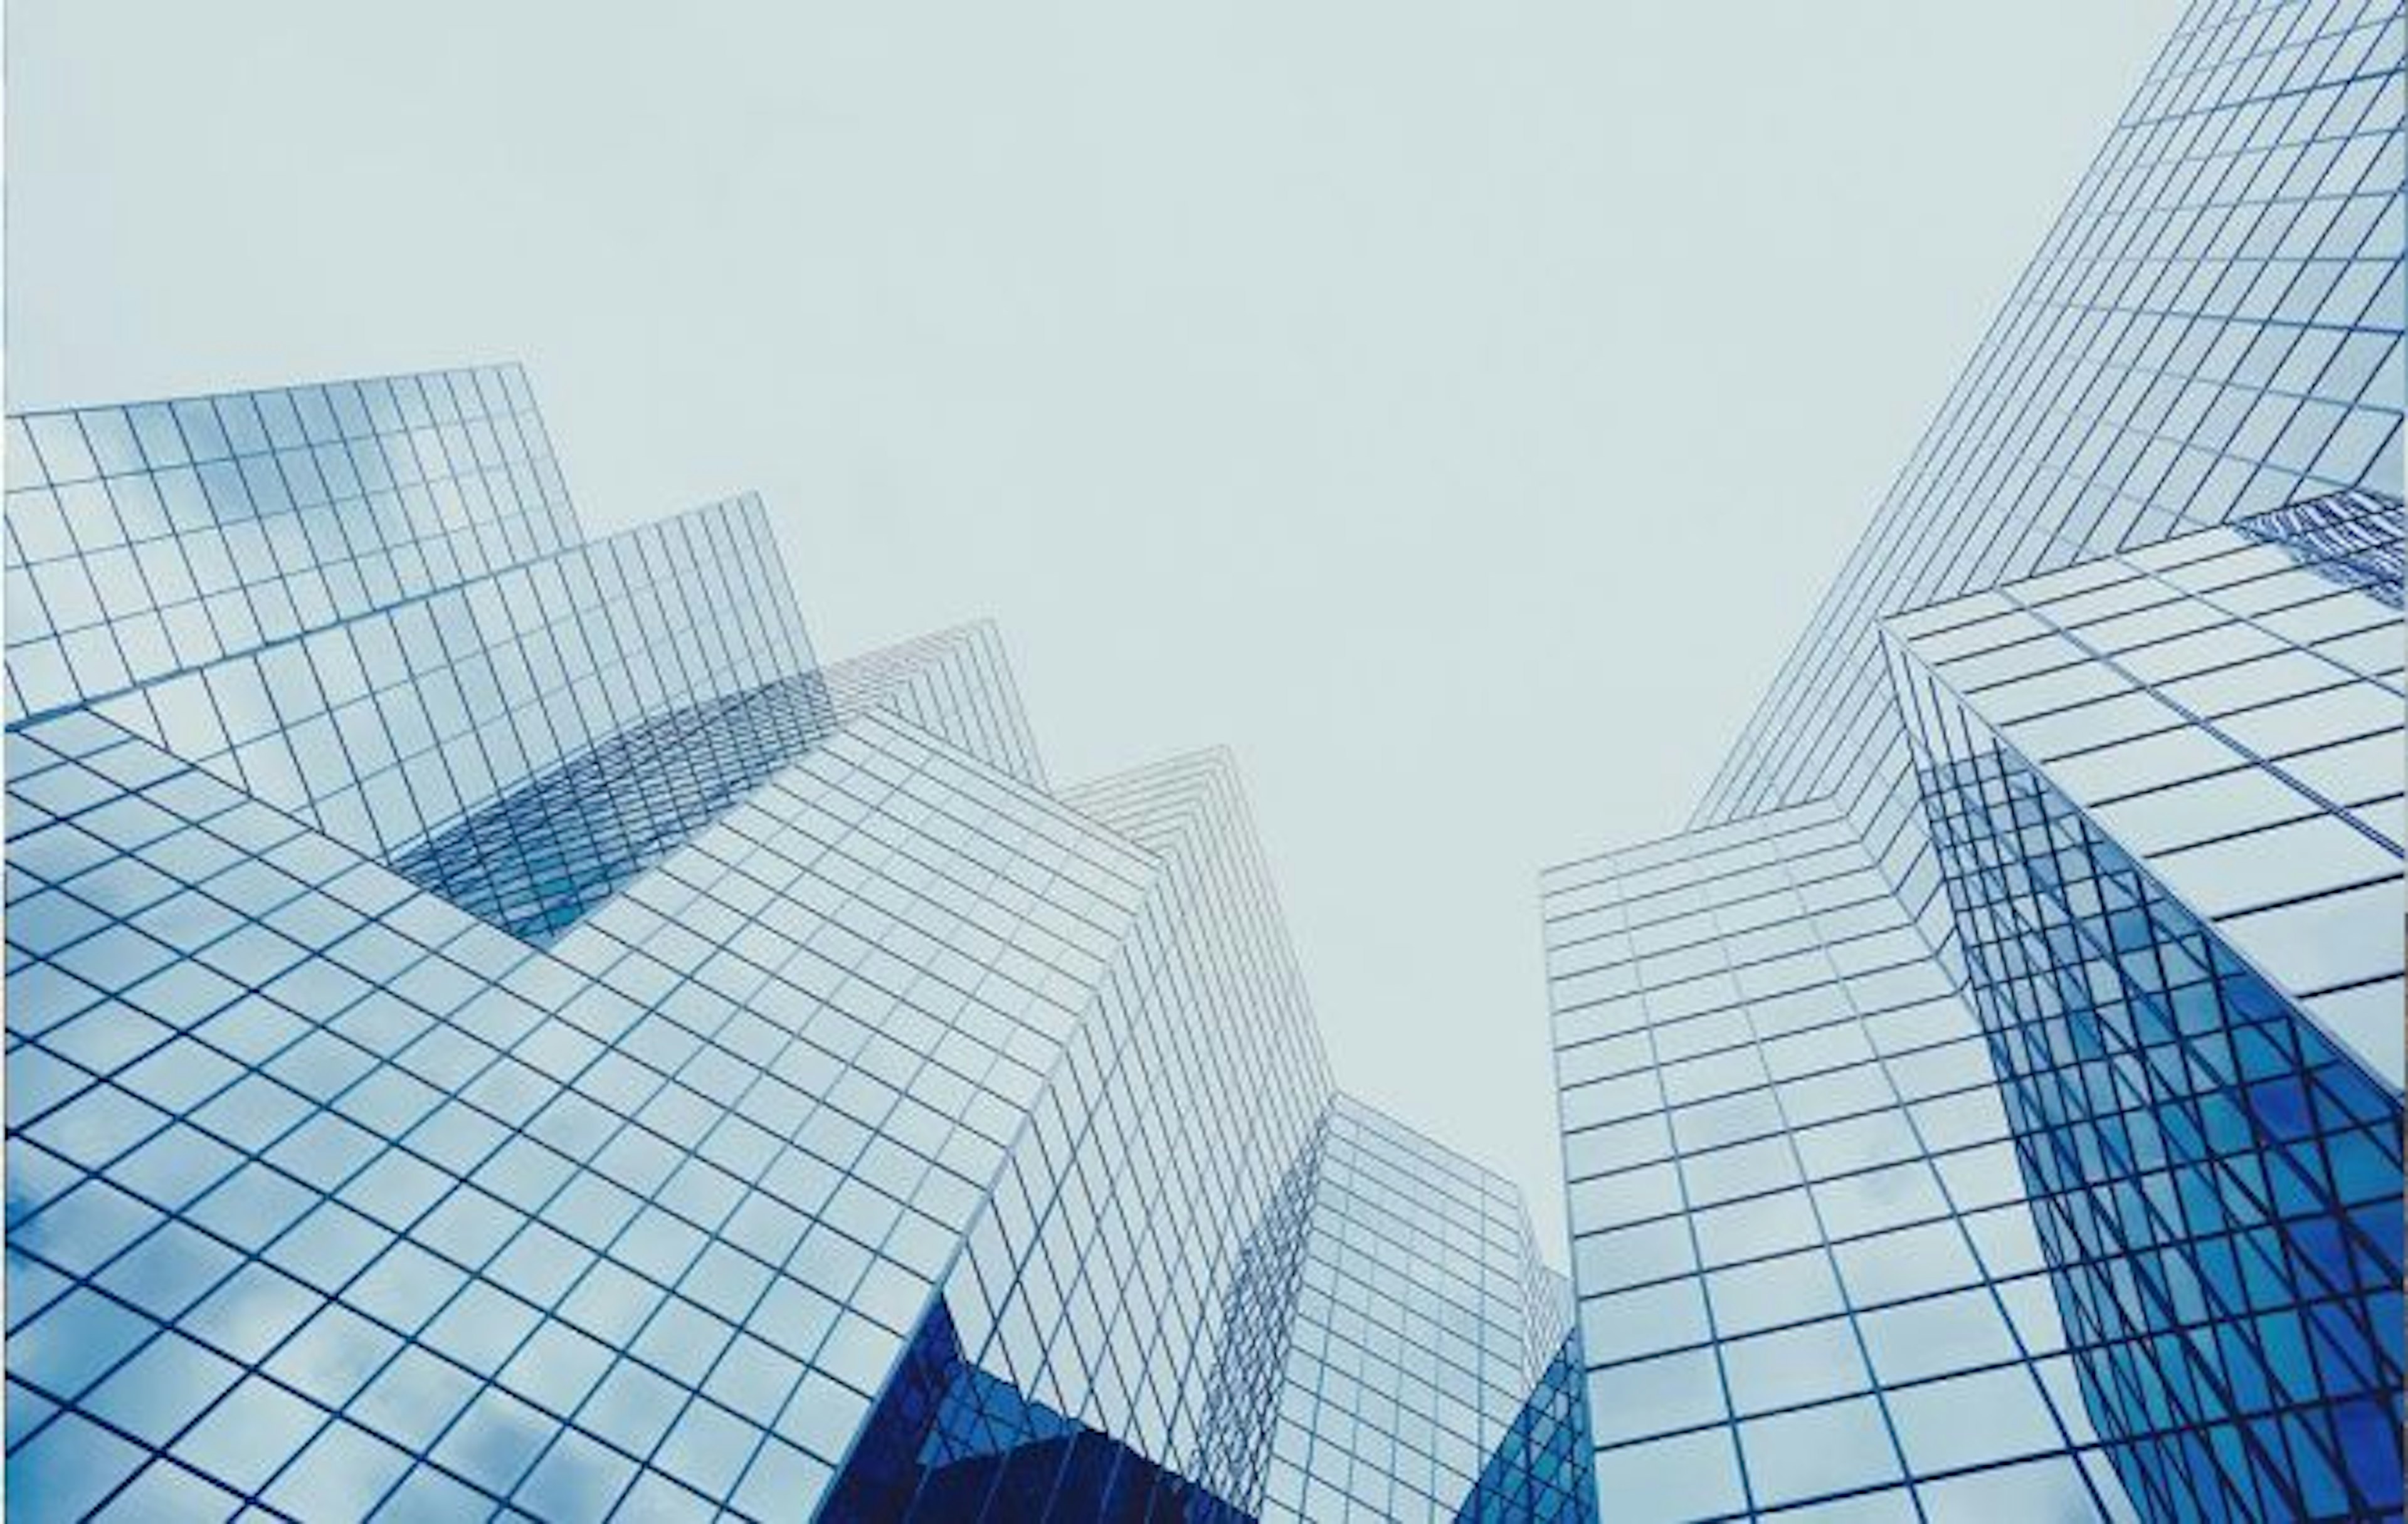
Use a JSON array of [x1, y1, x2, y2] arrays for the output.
[[384, 668, 842, 942]]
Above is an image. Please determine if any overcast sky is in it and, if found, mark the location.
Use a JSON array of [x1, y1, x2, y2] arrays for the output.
[[11, 0, 2183, 1256]]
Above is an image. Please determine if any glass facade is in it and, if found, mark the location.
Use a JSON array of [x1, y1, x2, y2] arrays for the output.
[[1886, 488, 2405, 1085], [1259, 1098, 1584, 1523], [1888, 512, 2403, 1518], [1548, 802, 2143, 1521], [1699, 0, 2402, 858], [1545, 1, 2402, 1520], [4, 367, 1593, 1521]]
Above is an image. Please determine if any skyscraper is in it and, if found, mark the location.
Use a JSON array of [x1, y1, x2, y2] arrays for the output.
[[1543, 1, 2402, 1519], [2, 366, 1594, 1521]]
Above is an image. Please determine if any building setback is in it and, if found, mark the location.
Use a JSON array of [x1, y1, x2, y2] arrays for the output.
[[3, 365, 1593, 1522], [1543, 0, 2403, 1519]]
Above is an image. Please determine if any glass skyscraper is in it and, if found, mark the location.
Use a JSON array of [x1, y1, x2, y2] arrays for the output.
[[2, 366, 1594, 1521], [1544, 1, 2402, 1520]]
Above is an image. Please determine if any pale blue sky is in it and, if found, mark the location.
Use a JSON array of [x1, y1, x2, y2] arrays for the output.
[[9, 0, 2183, 1254]]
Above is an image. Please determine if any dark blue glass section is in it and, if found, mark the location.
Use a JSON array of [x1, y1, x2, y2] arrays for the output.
[[1919, 741, 2404, 1522], [1454, 1329, 1597, 1523], [385, 670, 836, 940], [826, 1299, 1252, 1522], [1195, 1120, 1323, 1510], [2234, 489, 2405, 612]]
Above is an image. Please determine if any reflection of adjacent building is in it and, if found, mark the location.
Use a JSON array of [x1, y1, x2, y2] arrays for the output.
[[1, 365, 1594, 1522], [1542, 0, 2404, 1517]]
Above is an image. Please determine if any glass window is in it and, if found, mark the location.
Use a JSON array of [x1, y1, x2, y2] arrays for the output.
[[1682, 1135, 1802, 1207], [83, 1330, 241, 1445], [1574, 1216, 1698, 1291], [1887, 1366, 2062, 1476], [1569, 1162, 1681, 1233], [2089, 764, 2313, 856], [1832, 1219, 1979, 1307], [1587, 1426, 1746, 1524], [1915, 1453, 2104, 1521], [2148, 812, 2395, 918], [1672, 1088, 1784, 1153], [512, 1424, 640, 1520], [1858, 1288, 2017, 1384], [1586, 1347, 1727, 1446], [171, 1375, 325, 1493], [1722, 1315, 1869, 1415], [1794, 1109, 1921, 1181], [430, 1385, 554, 1496], [1708, 1248, 1844, 1337], [6, 1413, 147, 1521], [1578, 1276, 1710, 1365], [1741, 1395, 1901, 1506], [1814, 1161, 1948, 1241], [1694, 1186, 1822, 1268]]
